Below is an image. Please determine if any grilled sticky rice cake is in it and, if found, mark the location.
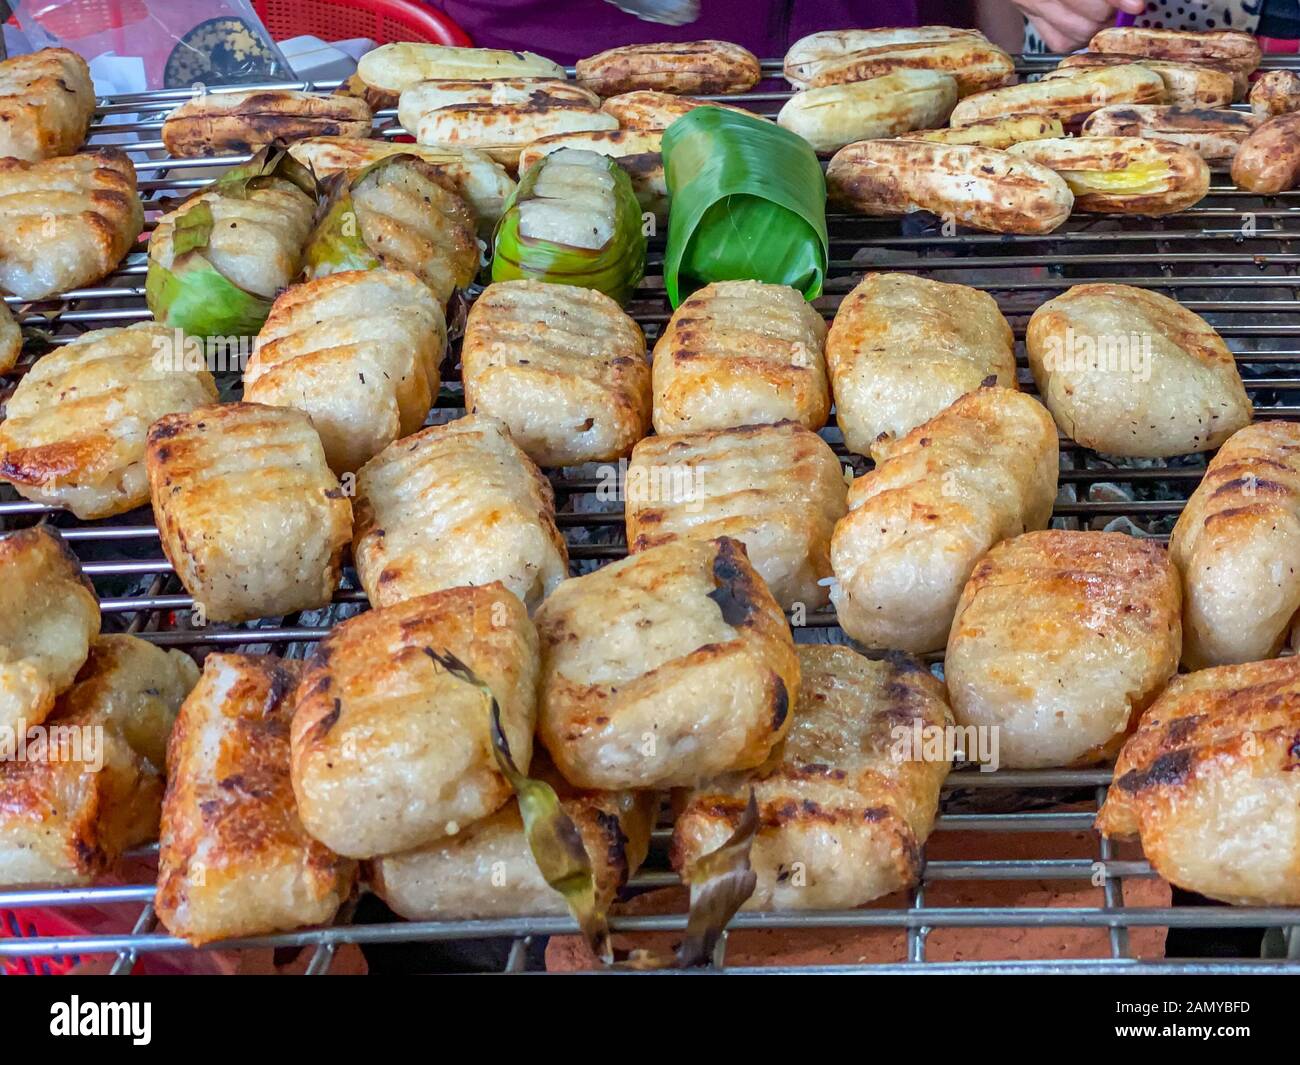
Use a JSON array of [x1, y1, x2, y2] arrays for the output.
[[672, 645, 953, 910], [156, 654, 355, 945], [535, 537, 799, 791], [826, 272, 1016, 459], [946, 530, 1182, 769], [0, 149, 144, 300], [831, 387, 1058, 653], [246, 269, 445, 474], [290, 584, 539, 858], [625, 421, 847, 610], [0, 48, 94, 162], [0, 634, 199, 888], [150, 162, 313, 302], [1098, 655, 1300, 907], [288, 136, 515, 230], [462, 279, 649, 466], [0, 526, 99, 741], [652, 279, 829, 434], [352, 414, 568, 611], [370, 753, 653, 920], [146, 403, 353, 623], [308, 155, 478, 306], [0, 323, 218, 518]]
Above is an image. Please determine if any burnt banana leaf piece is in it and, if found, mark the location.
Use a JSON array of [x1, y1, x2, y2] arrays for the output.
[[425, 647, 612, 963], [674, 790, 758, 967]]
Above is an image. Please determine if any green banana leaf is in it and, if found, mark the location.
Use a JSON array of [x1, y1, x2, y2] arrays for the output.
[[661, 107, 828, 308], [490, 151, 646, 306], [146, 147, 317, 339], [301, 158, 401, 280], [425, 648, 613, 963]]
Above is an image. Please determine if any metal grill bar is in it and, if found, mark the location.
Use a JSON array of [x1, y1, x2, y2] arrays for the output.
[[4, 59, 1300, 976]]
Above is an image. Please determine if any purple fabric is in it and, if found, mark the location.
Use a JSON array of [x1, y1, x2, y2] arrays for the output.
[[427, 1, 975, 64]]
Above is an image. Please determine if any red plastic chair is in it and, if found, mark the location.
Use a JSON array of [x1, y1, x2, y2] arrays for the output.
[[252, 0, 472, 45]]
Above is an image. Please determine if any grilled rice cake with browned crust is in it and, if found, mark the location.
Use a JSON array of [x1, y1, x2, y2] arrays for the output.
[[370, 753, 653, 920], [536, 537, 798, 790], [146, 403, 352, 623], [0, 48, 93, 162], [310, 155, 478, 306], [151, 166, 313, 301], [652, 280, 829, 434], [462, 280, 649, 467], [0, 300, 19, 373], [353, 414, 568, 611], [598, 90, 754, 130], [0, 526, 98, 740], [0, 634, 199, 888], [0, 149, 143, 300], [576, 41, 760, 97], [784, 26, 988, 88], [626, 421, 846, 610], [246, 269, 445, 474], [826, 273, 1016, 459], [288, 137, 515, 230], [831, 387, 1059, 654], [672, 644, 952, 910], [1169, 421, 1300, 669], [1025, 283, 1250, 457], [162, 89, 373, 158], [946, 530, 1181, 769], [1098, 655, 1300, 906], [0, 323, 218, 519], [156, 654, 355, 945], [291, 584, 538, 859], [400, 79, 617, 170]]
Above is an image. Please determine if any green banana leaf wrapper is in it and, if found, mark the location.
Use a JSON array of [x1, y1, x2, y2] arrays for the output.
[[661, 107, 828, 308], [490, 152, 646, 306], [145, 147, 317, 339], [301, 157, 395, 280]]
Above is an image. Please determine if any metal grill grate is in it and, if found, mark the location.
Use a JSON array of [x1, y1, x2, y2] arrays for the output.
[[2, 56, 1300, 974]]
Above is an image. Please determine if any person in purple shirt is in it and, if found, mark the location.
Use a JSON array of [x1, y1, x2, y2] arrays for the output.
[[426, 0, 977, 64]]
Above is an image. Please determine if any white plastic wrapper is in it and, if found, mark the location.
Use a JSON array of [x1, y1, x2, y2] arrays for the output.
[[10, 0, 292, 88]]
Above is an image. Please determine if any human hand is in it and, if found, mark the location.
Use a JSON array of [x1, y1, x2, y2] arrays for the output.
[[1010, 0, 1148, 52]]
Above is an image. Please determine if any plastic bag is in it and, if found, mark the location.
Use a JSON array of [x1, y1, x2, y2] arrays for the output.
[[10, 0, 292, 89]]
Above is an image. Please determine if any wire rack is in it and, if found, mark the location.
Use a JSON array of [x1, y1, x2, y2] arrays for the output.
[[3, 55, 1300, 975]]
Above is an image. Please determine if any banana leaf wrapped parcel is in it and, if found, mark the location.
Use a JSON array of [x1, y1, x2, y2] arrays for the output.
[[491, 148, 646, 306], [146, 147, 317, 338], [662, 108, 828, 308], [304, 153, 479, 306]]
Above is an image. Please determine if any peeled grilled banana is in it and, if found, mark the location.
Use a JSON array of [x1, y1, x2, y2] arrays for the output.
[[356, 43, 564, 94], [951, 64, 1166, 127], [1009, 136, 1210, 215], [399, 79, 617, 170], [1082, 105, 1258, 166], [777, 70, 958, 154], [899, 114, 1063, 150]]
